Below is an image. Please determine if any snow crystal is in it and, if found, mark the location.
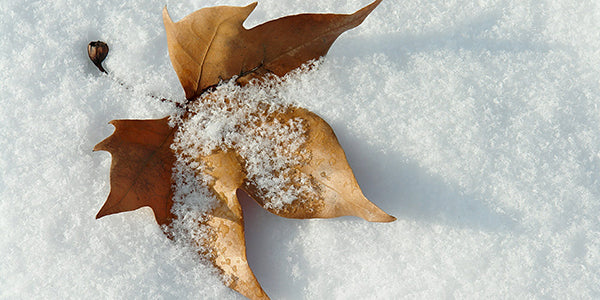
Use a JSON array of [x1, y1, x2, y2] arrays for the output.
[[171, 77, 319, 211], [167, 160, 216, 252]]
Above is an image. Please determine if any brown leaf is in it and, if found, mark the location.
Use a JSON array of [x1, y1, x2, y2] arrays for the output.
[[200, 151, 268, 300], [163, 0, 382, 100], [94, 117, 176, 225], [96, 2, 389, 299], [242, 108, 395, 222], [96, 117, 266, 299]]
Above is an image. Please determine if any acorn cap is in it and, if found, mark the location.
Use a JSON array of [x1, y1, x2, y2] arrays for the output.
[[88, 41, 109, 73]]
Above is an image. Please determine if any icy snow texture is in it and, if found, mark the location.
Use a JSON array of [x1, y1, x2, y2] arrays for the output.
[[2, 0, 600, 299], [167, 160, 216, 258], [172, 79, 317, 211]]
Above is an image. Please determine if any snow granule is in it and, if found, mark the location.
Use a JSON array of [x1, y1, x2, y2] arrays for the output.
[[171, 77, 320, 212]]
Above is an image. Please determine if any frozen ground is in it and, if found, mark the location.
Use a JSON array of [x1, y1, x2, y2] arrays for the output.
[[2, 0, 600, 298]]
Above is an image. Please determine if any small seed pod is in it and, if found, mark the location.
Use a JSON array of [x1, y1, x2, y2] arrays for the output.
[[88, 41, 109, 73]]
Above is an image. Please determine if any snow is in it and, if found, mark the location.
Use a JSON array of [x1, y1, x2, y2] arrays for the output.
[[172, 79, 315, 211], [2, 0, 600, 298]]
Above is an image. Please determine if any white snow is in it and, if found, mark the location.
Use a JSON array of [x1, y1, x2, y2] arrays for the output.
[[172, 79, 316, 211], [2, 0, 600, 299]]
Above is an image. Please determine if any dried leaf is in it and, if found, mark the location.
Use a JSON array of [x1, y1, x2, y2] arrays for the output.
[[201, 151, 268, 300], [94, 118, 176, 225], [95, 2, 390, 299], [96, 118, 266, 299], [242, 108, 395, 222], [163, 0, 382, 100]]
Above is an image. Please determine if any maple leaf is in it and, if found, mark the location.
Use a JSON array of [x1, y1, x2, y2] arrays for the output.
[[240, 107, 396, 222], [94, 117, 175, 225], [163, 0, 383, 100], [95, 1, 393, 299]]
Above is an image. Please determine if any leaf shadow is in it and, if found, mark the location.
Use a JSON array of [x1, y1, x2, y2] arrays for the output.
[[239, 124, 521, 300], [226, 10, 549, 299], [336, 129, 521, 232], [320, 10, 537, 231], [331, 9, 572, 61], [238, 190, 310, 300]]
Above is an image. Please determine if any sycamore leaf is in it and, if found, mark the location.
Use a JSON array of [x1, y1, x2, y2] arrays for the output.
[[241, 108, 395, 222], [96, 2, 391, 300], [95, 118, 266, 299], [94, 118, 176, 225], [163, 0, 382, 100], [200, 151, 268, 300], [179, 102, 393, 300]]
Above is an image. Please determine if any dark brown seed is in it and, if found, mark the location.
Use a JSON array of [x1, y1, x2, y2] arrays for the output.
[[88, 41, 109, 73]]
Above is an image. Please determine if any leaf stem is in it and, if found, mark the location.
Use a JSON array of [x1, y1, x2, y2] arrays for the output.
[[110, 71, 185, 109], [88, 40, 185, 110]]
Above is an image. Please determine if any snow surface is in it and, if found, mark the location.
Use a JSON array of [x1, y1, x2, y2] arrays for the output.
[[2, 0, 600, 298]]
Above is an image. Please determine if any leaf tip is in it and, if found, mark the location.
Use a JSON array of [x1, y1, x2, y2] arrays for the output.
[[93, 137, 110, 152], [92, 143, 104, 152], [93, 121, 117, 152], [352, 0, 383, 20], [95, 211, 105, 219], [376, 214, 397, 223], [246, 2, 258, 10], [362, 209, 396, 223], [162, 5, 172, 24], [343, 194, 396, 223], [95, 192, 131, 220], [365, 0, 383, 10], [95, 205, 110, 219]]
